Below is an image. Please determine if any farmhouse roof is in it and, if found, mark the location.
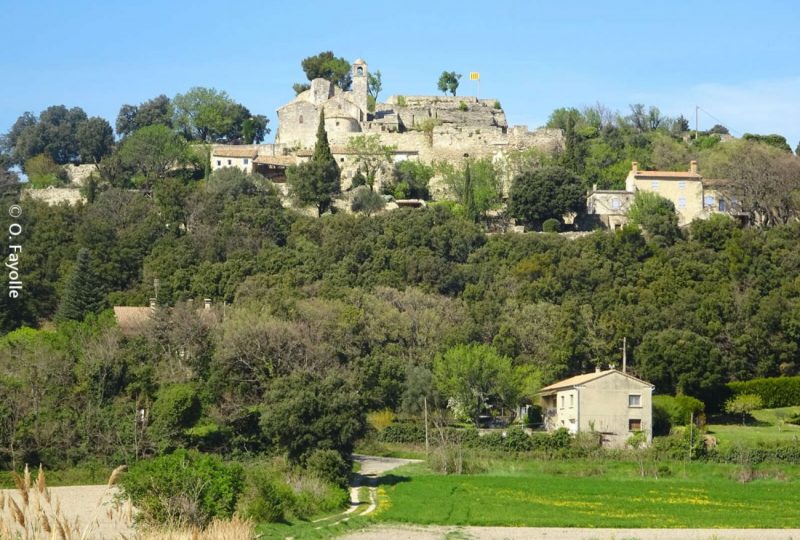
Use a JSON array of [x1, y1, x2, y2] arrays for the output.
[[539, 369, 653, 393], [253, 155, 298, 166], [113, 306, 153, 336], [212, 147, 258, 158]]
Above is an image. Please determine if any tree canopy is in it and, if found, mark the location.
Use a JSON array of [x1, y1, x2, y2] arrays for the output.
[[298, 51, 351, 91], [508, 166, 585, 228], [437, 71, 461, 96]]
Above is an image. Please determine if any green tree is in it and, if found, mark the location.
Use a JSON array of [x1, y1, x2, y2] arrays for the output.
[[75, 116, 114, 164], [433, 343, 528, 426], [439, 158, 502, 221], [626, 191, 681, 244], [384, 160, 433, 200], [117, 124, 191, 188], [350, 186, 385, 216], [242, 114, 269, 144], [116, 94, 174, 138], [636, 329, 725, 405], [4, 106, 90, 165], [508, 166, 585, 229], [437, 71, 461, 96], [298, 51, 352, 90], [368, 69, 382, 112], [346, 134, 395, 191], [260, 371, 366, 463], [724, 394, 763, 425], [742, 133, 792, 153], [173, 87, 266, 143], [24, 154, 68, 188], [286, 110, 340, 216], [56, 248, 105, 322], [149, 383, 202, 451]]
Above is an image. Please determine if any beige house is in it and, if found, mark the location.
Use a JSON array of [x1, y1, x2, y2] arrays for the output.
[[539, 368, 654, 448], [587, 161, 735, 228]]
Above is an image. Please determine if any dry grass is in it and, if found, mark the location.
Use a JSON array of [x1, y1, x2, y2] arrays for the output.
[[136, 515, 254, 540], [0, 463, 254, 540]]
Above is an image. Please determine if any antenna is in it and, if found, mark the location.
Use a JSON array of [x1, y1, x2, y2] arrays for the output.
[[695, 105, 699, 140]]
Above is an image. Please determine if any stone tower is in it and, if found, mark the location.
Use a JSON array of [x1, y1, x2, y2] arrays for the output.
[[351, 58, 368, 119]]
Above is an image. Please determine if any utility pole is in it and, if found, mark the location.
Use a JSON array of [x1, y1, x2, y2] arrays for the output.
[[695, 105, 699, 140], [622, 337, 627, 373], [424, 396, 430, 456]]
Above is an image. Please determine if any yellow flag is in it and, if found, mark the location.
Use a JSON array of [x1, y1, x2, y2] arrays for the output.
[[469, 72, 480, 81]]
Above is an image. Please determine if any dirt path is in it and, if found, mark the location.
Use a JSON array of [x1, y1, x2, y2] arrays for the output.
[[310, 454, 421, 531], [341, 525, 800, 540]]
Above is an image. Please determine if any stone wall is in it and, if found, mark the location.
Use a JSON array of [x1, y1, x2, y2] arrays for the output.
[[23, 187, 85, 205], [64, 164, 97, 186]]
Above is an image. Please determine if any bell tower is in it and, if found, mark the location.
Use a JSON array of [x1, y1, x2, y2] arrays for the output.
[[351, 58, 368, 118]]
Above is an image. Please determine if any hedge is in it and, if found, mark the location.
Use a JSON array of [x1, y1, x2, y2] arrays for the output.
[[727, 376, 800, 408]]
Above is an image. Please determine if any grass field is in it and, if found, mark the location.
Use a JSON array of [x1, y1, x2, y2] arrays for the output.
[[375, 459, 800, 528], [707, 406, 800, 448]]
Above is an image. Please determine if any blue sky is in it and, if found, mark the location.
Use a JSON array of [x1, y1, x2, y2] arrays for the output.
[[2, 0, 799, 146]]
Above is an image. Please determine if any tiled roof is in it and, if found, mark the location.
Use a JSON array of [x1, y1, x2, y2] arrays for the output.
[[113, 306, 153, 336], [254, 155, 298, 166], [212, 147, 258, 158], [633, 171, 701, 179], [539, 369, 653, 393]]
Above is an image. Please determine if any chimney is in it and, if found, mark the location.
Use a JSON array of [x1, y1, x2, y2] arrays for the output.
[[631, 161, 639, 173], [149, 298, 157, 310], [689, 160, 698, 174], [204, 298, 212, 310]]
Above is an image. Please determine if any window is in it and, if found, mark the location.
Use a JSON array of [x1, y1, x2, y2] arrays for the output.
[[227, 159, 232, 165], [336, 121, 340, 126], [570, 394, 574, 408], [560, 396, 565, 409], [357, 66, 364, 75], [216, 160, 221, 166], [678, 197, 686, 209], [611, 198, 621, 210], [650, 181, 659, 190], [243, 159, 249, 165], [628, 394, 642, 407], [678, 181, 686, 189], [719, 200, 727, 211], [629, 419, 642, 431], [299, 115, 304, 124], [704, 195, 715, 207]]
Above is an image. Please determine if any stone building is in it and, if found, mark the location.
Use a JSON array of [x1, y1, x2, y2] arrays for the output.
[[210, 58, 563, 195], [587, 161, 736, 228]]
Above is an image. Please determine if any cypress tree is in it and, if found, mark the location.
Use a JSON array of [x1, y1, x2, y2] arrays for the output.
[[286, 109, 341, 216], [56, 248, 105, 321]]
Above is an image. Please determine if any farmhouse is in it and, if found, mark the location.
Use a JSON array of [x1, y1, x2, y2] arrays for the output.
[[587, 160, 735, 228], [539, 368, 654, 448]]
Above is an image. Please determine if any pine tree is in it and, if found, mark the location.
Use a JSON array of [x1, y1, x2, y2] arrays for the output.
[[56, 248, 105, 321]]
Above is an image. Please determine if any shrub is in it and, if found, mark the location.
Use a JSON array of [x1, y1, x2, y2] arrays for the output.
[[120, 449, 244, 528], [653, 395, 705, 434], [502, 428, 534, 452], [728, 376, 800, 408], [458, 101, 469, 112], [396, 95, 407, 107], [542, 218, 561, 232], [493, 100, 501, 109], [378, 422, 426, 443], [306, 449, 350, 489], [241, 473, 292, 523], [149, 383, 202, 452]]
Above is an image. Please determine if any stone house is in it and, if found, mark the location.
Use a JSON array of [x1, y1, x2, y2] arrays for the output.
[[539, 368, 654, 448], [587, 161, 736, 228]]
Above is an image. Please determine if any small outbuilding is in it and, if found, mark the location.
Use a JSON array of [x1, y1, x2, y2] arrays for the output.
[[539, 368, 654, 448]]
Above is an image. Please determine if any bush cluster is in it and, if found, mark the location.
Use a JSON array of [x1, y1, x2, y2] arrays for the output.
[[378, 422, 426, 443], [652, 395, 705, 435], [727, 376, 800, 408], [120, 449, 244, 528]]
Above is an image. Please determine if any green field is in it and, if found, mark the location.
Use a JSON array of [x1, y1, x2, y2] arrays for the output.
[[375, 460, 800, 528], [706, 406, 800, 448]]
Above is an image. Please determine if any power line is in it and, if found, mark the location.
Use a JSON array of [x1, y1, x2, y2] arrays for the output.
[[696, 106, 743, 137]]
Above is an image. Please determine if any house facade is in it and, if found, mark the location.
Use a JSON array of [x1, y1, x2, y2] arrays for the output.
[[539, 368, 654, 448], [587, 161, 735, 228]]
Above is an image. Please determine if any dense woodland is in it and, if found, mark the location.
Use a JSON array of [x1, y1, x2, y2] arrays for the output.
[[2, 56, 800, 478]]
